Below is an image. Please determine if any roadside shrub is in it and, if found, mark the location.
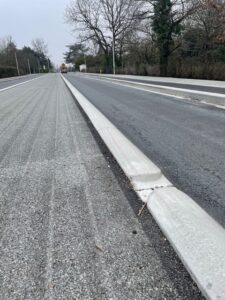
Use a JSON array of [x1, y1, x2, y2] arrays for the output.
[[0, 66, 18, 78]]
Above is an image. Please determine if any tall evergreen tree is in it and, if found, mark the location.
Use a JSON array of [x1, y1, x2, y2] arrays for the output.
[[151, 0, 197, 76]]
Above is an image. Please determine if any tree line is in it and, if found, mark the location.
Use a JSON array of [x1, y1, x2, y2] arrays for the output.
[[65, 0, 225, 80], [0, 36, 52, 78]]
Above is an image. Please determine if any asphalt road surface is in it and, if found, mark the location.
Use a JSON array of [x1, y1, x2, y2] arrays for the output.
[[65, 73, 225, 229], [0, 74, 41, 90], [0, 74, 204, 299], [92, 74, 225, 95]]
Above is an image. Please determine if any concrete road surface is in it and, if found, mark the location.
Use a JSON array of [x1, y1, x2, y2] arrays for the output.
[[0, 74, 203, 299], [65, 73, 225, 228]]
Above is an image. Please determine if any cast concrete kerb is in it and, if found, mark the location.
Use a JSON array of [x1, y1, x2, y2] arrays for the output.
[[147, 187, 225, 300], [98, 126, 171, 188], [61, 75, 171, 194], [61, 74, 225, 300]]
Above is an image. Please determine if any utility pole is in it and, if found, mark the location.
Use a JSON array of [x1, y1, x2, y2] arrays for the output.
[[47, 59, 50, 72], [15, 52, 20, 76], [84, 54, 87, 72], [112, 31, 116, 75], [28, 59, 31, 74], [37, 60, 41, 73]]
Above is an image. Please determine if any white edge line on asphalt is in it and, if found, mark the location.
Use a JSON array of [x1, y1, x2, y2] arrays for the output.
[[84, 73, 225, 89], [200, 100, 225, 110], [82, 74, 187, 100], [61, 74, 225, 300], [0, 74, 38, 83], [83, 74, 225, 111], [0, 75, 44, 93], [85, 74, 225, 98]]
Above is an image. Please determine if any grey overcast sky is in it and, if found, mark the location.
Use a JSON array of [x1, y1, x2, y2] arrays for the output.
[[0, 0, 74, 65]]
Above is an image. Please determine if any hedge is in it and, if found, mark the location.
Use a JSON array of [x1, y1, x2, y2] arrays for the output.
[[0, 66, 18, 78]]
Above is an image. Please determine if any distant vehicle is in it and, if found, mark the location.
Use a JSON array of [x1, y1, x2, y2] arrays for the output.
[[79, 64, 87, 72], [60, 63, 68, 73]]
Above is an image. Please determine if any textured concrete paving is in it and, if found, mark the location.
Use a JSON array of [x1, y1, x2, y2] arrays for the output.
[[0, 74, 203, 299], [65, 73, 225, 229]]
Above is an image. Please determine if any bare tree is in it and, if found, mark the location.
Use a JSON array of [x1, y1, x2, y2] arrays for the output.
[[32, 38, 48, 56], [66, 0, 143, 72], [191, 0, 225, 46], [0, 36, 16, 54], [31, 38, 50, 72], [0, 36, 17, 71]]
